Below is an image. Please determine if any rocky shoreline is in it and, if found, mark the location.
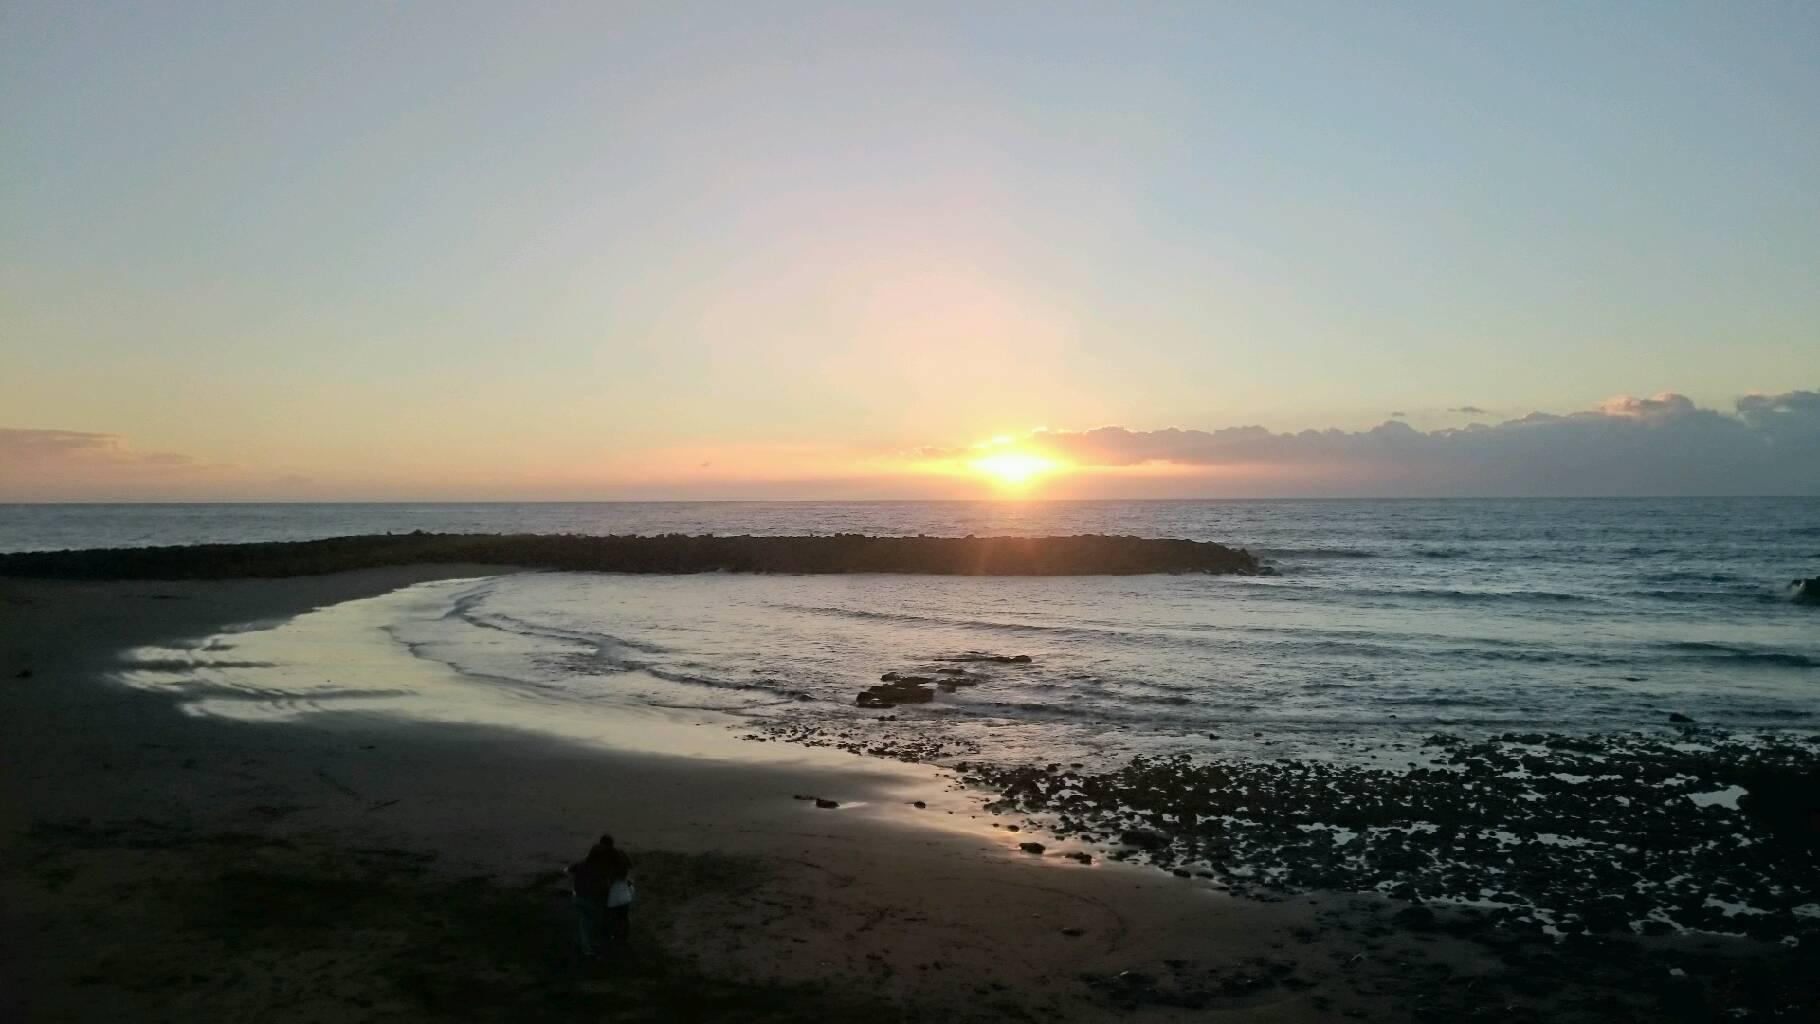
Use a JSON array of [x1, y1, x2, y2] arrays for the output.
[[740, 649, 1820, 1019], [962, 731, 1820, 940]]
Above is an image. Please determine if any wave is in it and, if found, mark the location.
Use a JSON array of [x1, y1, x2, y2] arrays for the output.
[[447, 588, 667, 657], [1258, 547, 1378, 560], [773, 602, 1143, 643], [1618, 588, 1786, 606], [120, 658, 278, 672], [1636, 570, 1746, 585], [1661, 641, 1817, 669], [1261, 585, 1593, 606]]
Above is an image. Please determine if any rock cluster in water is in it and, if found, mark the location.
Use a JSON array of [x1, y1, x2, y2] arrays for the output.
[[854, 657, 1018, 707]]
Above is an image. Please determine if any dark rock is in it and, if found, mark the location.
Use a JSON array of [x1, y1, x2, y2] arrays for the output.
[[1120, 827, 1169, 851], [856, 678, 935, 708], [1060, 926, 1084, 937], [13, 668, 31, 679], [911, 800, 926, 809], [814, 798, 839, 809], [1668, 712, 1694, 724], [1736, 766, 1820, 848], [1790, 577, 1820, 605], [1019, 842, 1046, 854], [1064, 851, 1093, 864]]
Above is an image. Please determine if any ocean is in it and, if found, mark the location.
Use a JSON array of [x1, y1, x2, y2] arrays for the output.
[[6, 499, 1817, 765]]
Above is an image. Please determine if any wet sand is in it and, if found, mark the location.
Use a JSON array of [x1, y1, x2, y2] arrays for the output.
[[0, 570, 1809, 1022]]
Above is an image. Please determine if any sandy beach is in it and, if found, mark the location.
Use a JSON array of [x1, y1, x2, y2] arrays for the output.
[[1, 569, 1812, 1022]]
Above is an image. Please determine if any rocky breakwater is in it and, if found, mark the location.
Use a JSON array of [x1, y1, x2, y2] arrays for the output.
[[0, 533, 1269, 579]]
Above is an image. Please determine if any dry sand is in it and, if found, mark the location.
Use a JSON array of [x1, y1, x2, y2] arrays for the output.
[[0, 570, 1571, 1022]]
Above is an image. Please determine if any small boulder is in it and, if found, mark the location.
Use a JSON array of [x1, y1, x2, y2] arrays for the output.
[[1119, 827, 1169, 851], [1668, 712, 1695, 724], [1736, 766, 1820, 848], [1018, 842, 1045, 855], [814, 798, 840, 809], [856, 678, 935, 708]]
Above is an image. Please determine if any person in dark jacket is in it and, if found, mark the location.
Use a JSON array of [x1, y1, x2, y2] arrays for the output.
[[567, 834, 633, 958]]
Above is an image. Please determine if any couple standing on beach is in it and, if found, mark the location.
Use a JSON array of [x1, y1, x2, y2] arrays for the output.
[[568, 833, 634, 960]]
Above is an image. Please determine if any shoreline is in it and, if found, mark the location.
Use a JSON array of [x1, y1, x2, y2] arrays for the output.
[[3, 570, 1814, 1021], [0, 570, 1370, 1022]]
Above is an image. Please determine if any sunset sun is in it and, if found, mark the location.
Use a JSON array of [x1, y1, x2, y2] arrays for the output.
[[970, 451, 1061, 489]]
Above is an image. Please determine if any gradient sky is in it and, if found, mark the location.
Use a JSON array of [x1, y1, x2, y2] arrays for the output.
[[4, 2, 1817, 499]]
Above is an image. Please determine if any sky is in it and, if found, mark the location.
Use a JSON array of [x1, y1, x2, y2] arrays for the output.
[[3, 2, 1817, 500]]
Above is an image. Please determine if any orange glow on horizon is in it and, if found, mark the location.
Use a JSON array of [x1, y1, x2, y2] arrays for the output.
[[967, 449, 1066, 490]]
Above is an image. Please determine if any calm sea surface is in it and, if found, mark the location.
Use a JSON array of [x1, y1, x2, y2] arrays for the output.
[[7, 500, 1817, 763]]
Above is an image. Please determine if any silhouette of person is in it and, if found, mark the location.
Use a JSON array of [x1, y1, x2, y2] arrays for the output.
[[568, 833, 633, 959]]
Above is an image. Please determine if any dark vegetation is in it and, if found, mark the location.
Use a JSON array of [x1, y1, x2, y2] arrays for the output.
[[0, 532, 1263, 580], [15, 820, 904, 1023]]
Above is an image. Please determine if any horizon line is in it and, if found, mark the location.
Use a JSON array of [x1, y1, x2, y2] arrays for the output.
[[3, 495, 1814, 507]]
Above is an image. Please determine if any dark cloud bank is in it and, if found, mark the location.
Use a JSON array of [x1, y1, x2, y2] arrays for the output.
[[968, 390, 1820, 497]]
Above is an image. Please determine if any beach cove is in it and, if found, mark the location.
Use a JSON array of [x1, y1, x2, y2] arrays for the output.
[[4, 562, 1816, 1022]]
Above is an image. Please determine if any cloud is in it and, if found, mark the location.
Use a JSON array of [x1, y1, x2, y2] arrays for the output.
[[0, 428, 228, 499], [931, 391, 1820, 496], [1449, 405, 1489, 415], [1595, 393, 1697, 420], [0, 428, 210, 470]]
